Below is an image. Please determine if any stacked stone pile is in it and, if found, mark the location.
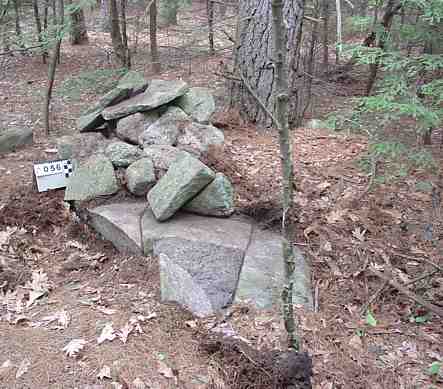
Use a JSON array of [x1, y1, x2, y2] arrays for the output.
[[61, 71, 233, 219]]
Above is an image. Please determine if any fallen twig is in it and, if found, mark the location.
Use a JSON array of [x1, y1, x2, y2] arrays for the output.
[[392, 251, 443, 273], [369, 266, 443, 317]]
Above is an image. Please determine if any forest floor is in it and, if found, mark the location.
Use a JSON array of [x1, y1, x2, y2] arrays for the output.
[[1, 7, 442, 389]]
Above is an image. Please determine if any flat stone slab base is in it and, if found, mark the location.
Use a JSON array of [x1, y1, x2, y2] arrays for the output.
[[87, 202, 312, 316]]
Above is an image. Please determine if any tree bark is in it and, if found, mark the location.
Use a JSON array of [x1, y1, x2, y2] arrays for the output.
[[109, 0, 127, 66], [120, 0, 130, 67], [207, 0, 215, 55], [32, 0, 48, 63], [44, 0, 64, 135], [335, 0, 341, 64], [159, 0, 178, 26], [231, 0, 305, 128], [13, 0, 21, 38], [149, 0, 161, 73], [68, 0, 88, 44], [321, 0, 329, 71]]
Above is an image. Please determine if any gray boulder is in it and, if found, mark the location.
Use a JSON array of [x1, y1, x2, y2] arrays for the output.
[[235, 229, 313, 309], [139, 106, 189, 147], [102, 79, 189, 121], [105, 141, 144, 168], [183, 173, 234, 217], [117, 71, 148, 89], [64, 154, 119, 201], [126, 158, 156, 196], [0, 127, 33, 154], [176, 122, 224, 157], [176, 87, 215, 123], [142, 145, 190, 176], [305, 119, 326, 129], [147, 152, 215, 221], [141, 209, 252, 316], [115, 111, 160, 145], [88, 202, 147, 255], [57, 132, 110, 162]]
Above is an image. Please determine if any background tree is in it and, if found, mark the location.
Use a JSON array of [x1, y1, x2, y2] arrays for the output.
[[149, 0, 161, 73], [67, 0, 88, 44]]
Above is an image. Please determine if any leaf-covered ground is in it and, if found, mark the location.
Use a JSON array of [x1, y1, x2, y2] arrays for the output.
[[1, 9, 442, 389]]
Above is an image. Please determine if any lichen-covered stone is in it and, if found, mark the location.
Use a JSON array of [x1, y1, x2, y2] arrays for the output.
[[184, 173, 234, 217], [126, 158, 156, 196], [147, 153, 215, 221], [105, 141, 144, 168], [115, 111, 160, 145], [64, 155, 119, 201], [176, 87, 215, 123], [0, 127, 33, 154], [176, 122, 224, 157], [57, 133, 110, 162]]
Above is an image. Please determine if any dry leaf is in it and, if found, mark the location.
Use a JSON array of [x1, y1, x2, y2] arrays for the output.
[[118, 323, 133, 344], [25, 270, 51, 307], [15, 358, 31, 379], [132, 377, 146, 389], [349, 334, 362, 350], [63, 339, 87, 357], [157, 360, 174, 379], [0, 227, 18, 247], [185, 320, 197, 328], [97, 322, 116, 344], [66, 240, 87, 250], [0, 359, 13, 378], [97, 365, 112, 380], [96, 306, 117, 315], [352, 227, 366, 242], [326, 209, 347, 224]]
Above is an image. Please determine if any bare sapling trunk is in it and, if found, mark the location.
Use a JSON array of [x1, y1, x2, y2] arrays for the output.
[[335, 0, 342, 64], [207, 0, 215, 54], [271, 0, 299, 352], [149, 0, 161, 73], [44, 0, 64, 135], [120, 0, 130, 67], [33, 0, 48, 63], [322, 0, 329, 71]]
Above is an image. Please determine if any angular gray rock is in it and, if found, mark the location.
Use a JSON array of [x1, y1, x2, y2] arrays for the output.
[[305, 119, 326, 129], [115, 111, 160, 145], [183, 173, 234, 217], [126, 158, 156, 196], [77, 72, 148, 132], [141, 209, 253, 316], [176, 87, 215, 123], [176, 122, 224, 157], [235, 229, 313, 309], [57, 133, 110, 163], [105, 141, 144, 168], [147, 153, 215, 221], [64, 155, 119, 201], [139, 106, 189, 147], [88, 202, 147, 254], [142, 145, 190, 176], [102, 79, 189, 121], [0, 127, 33, 154]]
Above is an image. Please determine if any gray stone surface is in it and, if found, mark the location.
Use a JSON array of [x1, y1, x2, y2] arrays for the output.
[[102, 79, 189, 121], [0, 127, 33, 154], [235, 229, 313, 309], [117, 71, 148, 89], [115, 111, 160, 145], [176, 87, 215, 123], [64, 155, 119, 201], [126, 158, 156, 196], [183, 173, 234, 217], [142, 209, 252, 316], [147, 153, 215, 221], [176, 122, 224, 157], [88, 202, 147, 254], [105, 141, 144, 168], [57, 133, 110, 163], [139, 106, 189, 147], [305, 119, 326, 130], [142, 145, 190, 177]]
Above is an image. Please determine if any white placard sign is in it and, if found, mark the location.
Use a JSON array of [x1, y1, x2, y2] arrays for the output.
[[33, 159, 74, 192]]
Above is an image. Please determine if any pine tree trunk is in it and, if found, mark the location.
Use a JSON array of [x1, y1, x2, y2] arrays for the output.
[[32, 0, 47, 63], [150, 0, 161, 73], [120, 0, 130, 67], [159, 0, 178, 26], [109, 0, 126, 66], [231, 0, 304, 128], [322, 0, 329, 71], [13, 0, 21, 38], [207, 0, 215, 54], [69, 0, 88, 45]]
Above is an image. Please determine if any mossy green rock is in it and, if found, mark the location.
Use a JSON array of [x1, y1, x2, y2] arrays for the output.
[[105, 141, 144, 168], [126, 158, 156, 196], [0, 127, 33, 154], [176, 87, 215, 123], [183, 173, 234, 217], [147, 152, 215, 221], [64, 155, 119, 201]]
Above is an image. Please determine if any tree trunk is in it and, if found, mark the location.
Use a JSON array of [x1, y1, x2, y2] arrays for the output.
[[44, 0, 64, 135], [100, 0, 111, 31], [231, 0, 305, 128], [304, 0, 319, 117], [322, 0, 329, 71], [366, 0, 402, 95], [207, 0, 215, 55], [109, 0, 127, 66], [335, 0, 341, 64], [69, 0, 88, 44], [32, 0, 47, 63], [149, 0, 161, 73], [120, 0, 130, 67], [13, 0, 21, 38]]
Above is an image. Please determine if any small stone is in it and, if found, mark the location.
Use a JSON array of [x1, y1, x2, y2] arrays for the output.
[[105, 141, 144, 168], [115, 111, 160, 145], [176, 122, 224, 157], [126, 158, 156, 196], [183, 173, 234, 217], [147, 152, 215, 221]]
